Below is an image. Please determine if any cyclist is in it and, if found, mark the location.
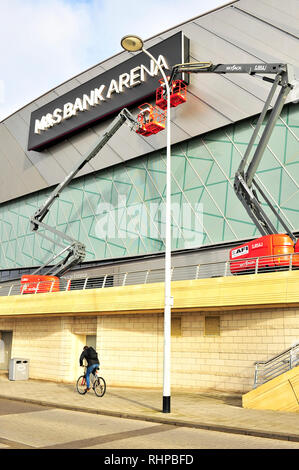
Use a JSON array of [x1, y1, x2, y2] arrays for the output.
[[79, 345, 100, 391]]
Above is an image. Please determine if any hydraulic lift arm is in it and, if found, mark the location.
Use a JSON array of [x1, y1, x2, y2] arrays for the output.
[[169, 61, 295, 242], [30, 107, 139, 277], [29, 62, 296, 278]]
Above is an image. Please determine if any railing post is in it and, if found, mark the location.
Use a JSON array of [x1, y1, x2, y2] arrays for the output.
[[144, 270, 149, 284], [21, 284, 26, 295], [102, 274, 107, 288], [195, 264, 200, 279], [66, 279, 71, 291], [122, 273, 128, 287], [83, 278, 88, 290], [49, 281, 55, 293], [8, 285, 14, 296], [289, 253, 293, 271], [255, 257, 259, 274], [224, 261, 228, 277], [35, 282, 40, 294], [254, 363, 259, 388]]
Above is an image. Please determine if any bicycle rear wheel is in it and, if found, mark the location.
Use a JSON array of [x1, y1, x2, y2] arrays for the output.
[[76, 375, 87, 395], [93, 376, 106, 397]]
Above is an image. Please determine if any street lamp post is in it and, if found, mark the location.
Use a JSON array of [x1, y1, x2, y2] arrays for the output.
[[121, 35, 172, 413]]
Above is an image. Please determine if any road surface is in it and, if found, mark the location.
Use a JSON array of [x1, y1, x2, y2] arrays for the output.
[[0, 398, 298, 451]]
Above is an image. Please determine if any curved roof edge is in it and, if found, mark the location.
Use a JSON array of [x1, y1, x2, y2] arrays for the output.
[[0, 1, 237, 123]]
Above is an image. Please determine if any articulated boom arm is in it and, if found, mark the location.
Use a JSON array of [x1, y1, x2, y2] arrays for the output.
[[30, 62, 296, 277], [168, 62, 289, 88], [169, 61, 295, 241], [31, 108, 139, 277]]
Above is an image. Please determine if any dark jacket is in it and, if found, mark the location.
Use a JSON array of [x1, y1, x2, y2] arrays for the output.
[[79, 347, 99, 367]]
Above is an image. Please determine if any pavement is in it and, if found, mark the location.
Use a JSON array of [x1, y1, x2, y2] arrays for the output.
[[0, 372, 299, 443]]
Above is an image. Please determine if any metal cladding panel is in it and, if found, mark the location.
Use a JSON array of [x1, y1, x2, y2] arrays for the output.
[[169, 96, 230, 137], [236, 0, 299, 38], [94, 119, 156, 162], [195, 5, 299, 74], [14, 96, 98, 180], [53, 78, 82, 97], [0, 0, 298, 204], [75, 65, 107, 85], [0, 125, 46, 201], [3, 115, 68, 188], [180, 21, 282, 102]]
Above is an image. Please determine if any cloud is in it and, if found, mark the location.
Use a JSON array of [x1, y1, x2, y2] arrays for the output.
[[85, 0, 226, 61], [0, 0, 225, 121], [0, 0, 94, 119]]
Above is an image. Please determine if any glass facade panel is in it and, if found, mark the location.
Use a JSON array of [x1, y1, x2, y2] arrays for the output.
[[0, 103, 298, 270]]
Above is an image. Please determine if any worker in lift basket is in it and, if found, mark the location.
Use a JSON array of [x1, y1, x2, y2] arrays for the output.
[[79, 345, 100, 391]]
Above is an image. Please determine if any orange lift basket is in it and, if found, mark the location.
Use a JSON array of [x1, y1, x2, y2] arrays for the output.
[[136, 104, 166, 137], [156, 78, 187, 110]]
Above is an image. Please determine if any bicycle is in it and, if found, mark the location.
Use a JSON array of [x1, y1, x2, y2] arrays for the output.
[[76, 365, 106, 397]]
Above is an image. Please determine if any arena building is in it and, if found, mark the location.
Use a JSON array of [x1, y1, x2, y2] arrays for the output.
[[0, 0, 298, 395]]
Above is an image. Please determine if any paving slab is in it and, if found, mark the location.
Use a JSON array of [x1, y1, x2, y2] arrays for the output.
[[0, 374, 298, 442]]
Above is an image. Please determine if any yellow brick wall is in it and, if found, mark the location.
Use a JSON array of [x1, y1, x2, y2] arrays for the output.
[[97, 314, 163, 387], [1, 308, 299, 393], [12, 317, 74, 382], [0, 316, 74, 382], [72, 317, 97, 335], [96, 308, 299, 394]]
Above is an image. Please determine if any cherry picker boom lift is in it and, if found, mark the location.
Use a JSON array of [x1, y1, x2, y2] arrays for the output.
[[21, 107, 143, 293], [22, 61, 298, 292], [166, 61, 299, 274]]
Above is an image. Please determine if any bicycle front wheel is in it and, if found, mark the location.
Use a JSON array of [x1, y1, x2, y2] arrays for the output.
[[76, 375, 87, 395], [94, 376, 106, 397]]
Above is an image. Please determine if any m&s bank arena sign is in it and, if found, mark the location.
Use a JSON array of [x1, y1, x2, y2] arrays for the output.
[[28, 32, 189, 151]]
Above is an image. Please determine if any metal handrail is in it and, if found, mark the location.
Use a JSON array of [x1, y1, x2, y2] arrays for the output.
[[0, 251, 298, 297], [253, 343, 299, 388], [254, 343, 299, 365]]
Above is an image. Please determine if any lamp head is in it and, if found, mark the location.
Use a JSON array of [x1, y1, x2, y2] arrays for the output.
[[121, 35, 143, 52]]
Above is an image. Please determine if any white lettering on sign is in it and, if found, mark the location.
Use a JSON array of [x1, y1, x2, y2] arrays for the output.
[[63, 103, 76, 120], [129, 66, 141, 87], [231, 245, 249, 259], [53, 108, 63, 124], [94, 85, 106, 104], [254, 65, 267, 72], [118, 73, 130, 92], [252, 242, 263, 249], [106, 79, 120, 99], [34, 55, 169, 134], [226, 65, 242, 71]]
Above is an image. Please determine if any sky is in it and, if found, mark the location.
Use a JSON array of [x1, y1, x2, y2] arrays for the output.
[[0, 0, 228, 121]]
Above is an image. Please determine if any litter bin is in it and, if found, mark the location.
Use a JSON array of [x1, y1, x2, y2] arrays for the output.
[[9, 358, 29, 381]]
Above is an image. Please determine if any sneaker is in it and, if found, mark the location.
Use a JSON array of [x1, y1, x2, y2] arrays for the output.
[[85, 387, 91, 392]]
